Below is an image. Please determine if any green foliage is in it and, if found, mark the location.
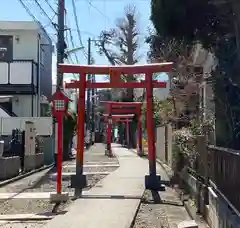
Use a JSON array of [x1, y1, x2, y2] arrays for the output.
[[173, 128, 195, 167], [173, 118, 214, 170], [150, 0, 240, 149], [141, 96, 173, 131], [63, 111, 77, 159], [150, 0, 233, 49], [64, 112, 77, 138]]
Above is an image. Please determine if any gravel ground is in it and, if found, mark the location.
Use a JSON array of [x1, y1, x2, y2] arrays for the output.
[[133, 188, 190, 228], [0, 144, 119, 217], [0, 221, 47, 228], [0, 172, 109, 215], [23, 173, 109, 192], [0, 199, 71, 215]]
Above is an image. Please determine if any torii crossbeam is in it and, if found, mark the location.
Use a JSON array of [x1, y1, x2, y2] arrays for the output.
[[61, 62, 173, 193]]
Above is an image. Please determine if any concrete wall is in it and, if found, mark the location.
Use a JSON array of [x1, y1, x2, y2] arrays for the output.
[[156, 124, 173, 168], [0, 23, 38, 61], [24, 153, 44, 172], [12, 95, 38, 117], [207, 186, 240, 228], [0, 156, 20, 180]]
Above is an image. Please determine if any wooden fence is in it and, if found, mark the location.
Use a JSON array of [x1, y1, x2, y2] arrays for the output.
[[208, 145, 240, 213]]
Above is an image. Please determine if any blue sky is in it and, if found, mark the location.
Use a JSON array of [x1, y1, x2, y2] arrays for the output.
[[1, 0, 168, 83]]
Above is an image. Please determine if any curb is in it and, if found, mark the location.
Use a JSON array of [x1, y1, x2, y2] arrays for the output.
[[154, 159, 208, 225], [130, 148, 172, 178], [0, 164, 54, 188], [156, 158, 174, 179]]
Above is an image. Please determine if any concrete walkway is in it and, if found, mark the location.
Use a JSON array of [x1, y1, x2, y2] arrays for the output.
[[45, 144, 169, 228]]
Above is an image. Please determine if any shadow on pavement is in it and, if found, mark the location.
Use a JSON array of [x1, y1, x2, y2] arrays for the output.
[[74, 194, 142, 200], [141, 190, 183, 207]]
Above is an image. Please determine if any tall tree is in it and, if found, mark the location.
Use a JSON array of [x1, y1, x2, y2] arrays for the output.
[[146, 30, 199, 124], [150, 0, 240, 148], [96, 5, 141, 148]]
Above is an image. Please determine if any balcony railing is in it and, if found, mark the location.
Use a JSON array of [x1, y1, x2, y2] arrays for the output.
[[0, 60, 37, 86]]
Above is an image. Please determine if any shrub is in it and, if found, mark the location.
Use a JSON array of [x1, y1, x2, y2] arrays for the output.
[[172, 118, 214, 172]]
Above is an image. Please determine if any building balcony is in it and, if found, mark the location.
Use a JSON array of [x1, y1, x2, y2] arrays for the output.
[[0, 60, 38, 95]]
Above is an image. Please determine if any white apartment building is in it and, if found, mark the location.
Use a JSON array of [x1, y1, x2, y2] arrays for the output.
[[0, 21, 53, 117]]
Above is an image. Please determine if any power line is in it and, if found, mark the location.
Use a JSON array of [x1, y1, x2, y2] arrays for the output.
[[18, 0, 57, 42], [44, 0, 57, 14], [67, 28, 79, 63], [65, 9, 80, 63], [71, 0, 88, 59], [33, 0, 57, 30], [85, 0, 111, 23], [18, 0, 39, 22]]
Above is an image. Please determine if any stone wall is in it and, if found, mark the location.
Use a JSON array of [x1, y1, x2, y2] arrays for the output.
[[24, 153, 44, 172], [0, 156, 20, 180]]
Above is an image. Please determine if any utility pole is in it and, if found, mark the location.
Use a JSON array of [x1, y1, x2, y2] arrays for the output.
[[50, 0, 68, 202], [91, 67, 96, 145], [54, 0, 65, 166], [86, 38, 92, 148], [56, 0, 65, 89]]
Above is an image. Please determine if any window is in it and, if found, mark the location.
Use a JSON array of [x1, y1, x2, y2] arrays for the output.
[[54, 100, 65, 111], [0, 36, 13, 61]]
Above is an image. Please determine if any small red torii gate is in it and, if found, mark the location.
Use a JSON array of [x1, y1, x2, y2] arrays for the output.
[[102, 101, 143, 156], [103, 114, 134, 155], [61, 62, 172, 191]]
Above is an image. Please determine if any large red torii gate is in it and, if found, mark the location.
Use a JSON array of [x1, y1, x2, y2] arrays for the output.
[[61, 62, 172, 191], [102, 101, 143, 156]]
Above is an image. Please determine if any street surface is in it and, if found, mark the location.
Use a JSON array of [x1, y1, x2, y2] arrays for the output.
[[44, 144, 199, 228], [0, 143, 118, 227], [0, 144, 206, 228]]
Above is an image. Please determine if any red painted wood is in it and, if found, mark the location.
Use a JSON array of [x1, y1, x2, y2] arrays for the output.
[[60, 62, 173, 74], [62, 63, 173, 178], [57, 116, 63, 194]]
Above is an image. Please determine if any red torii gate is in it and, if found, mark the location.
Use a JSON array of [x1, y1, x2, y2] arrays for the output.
[[103, 114, 134, 155], [102, 101, 143, 156], [61, 62, 172, 191]]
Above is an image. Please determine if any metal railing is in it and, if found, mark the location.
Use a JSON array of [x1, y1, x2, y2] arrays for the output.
[[208, 145, 240, 212]]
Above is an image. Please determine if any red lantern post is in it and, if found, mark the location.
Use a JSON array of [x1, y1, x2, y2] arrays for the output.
[[50, 89, 71, 203], [61, 62, 172, 192]]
